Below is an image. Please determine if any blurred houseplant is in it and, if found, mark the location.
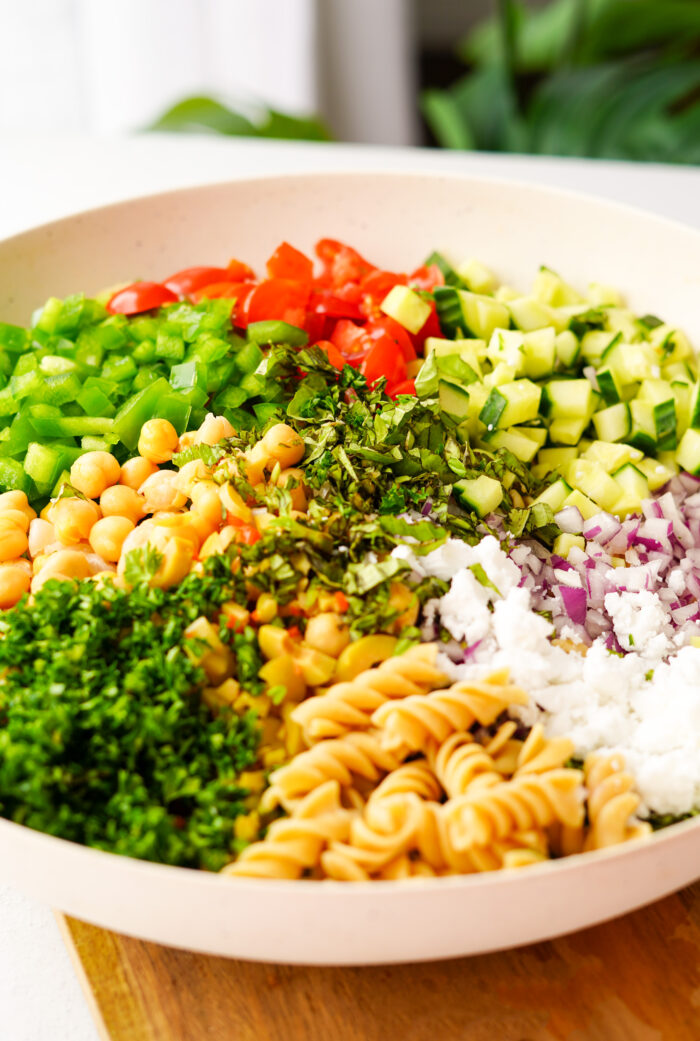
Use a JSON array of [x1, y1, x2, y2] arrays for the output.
[[422, 0, 700, 162], [150, 96, 330, 141]]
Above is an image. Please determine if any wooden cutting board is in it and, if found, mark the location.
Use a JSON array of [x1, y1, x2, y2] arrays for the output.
[[57, 882, 700, 1041], [58, 884, 700, 1041]]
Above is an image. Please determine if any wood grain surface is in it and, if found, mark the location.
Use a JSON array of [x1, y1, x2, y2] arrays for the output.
[[58, 884, 700, 1041]]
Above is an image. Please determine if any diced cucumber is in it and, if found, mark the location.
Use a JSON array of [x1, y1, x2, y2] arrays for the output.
[[439, 381, 470, 420], [522, 327, 556, 378], [508, 297, 565, 333], [544, 379, 593, 419], [486, 329, 525, 374], [663, 361, 695, 384], [456, 258, 497, 294], [688, 383, 700, 429], [595, 367, 622, 405], [479, 379, 541, 430], [533, 477, 572, 512], [612, 462, 649, 503], [592, 402, 631, 443], [562, 488, 600, 521], [434, 352, 480, 386], [483, 363, 517, 388], [455, 290, 511, 341], [466, 382, 489, 438], [604, 308, 642, 342], [514, 426, 547, 448], [638, 378, 677, 450], [677, 428, 700, 476], [637, 456, 677, 491], [424, 337, 486, 378], [567, 459, 622, 512], [537, 446, 579, 473], [583, 440, 642, 472], [605, 342, 658, 384], [548, 416, 590, 445], [628, 400, 657, 454], [380, 285, 432, 334], [587, 283, 624, 308], [649, 324, 692, 364], [555, 330, 580, 368], [580, 330, 620, 365], [452, 475, 503, 517], [532, 267, 584, 307], [486, 428, 540, 462], [553, 533, 585, 558]]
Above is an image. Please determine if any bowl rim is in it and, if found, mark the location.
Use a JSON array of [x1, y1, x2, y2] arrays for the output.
[[2, 166, 700, 898]]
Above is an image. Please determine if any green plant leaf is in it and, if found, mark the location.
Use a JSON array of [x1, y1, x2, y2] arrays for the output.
[[150, 96, 331, 142]]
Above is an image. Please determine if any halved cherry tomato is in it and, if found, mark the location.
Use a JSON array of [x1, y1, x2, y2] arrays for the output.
[[315, 239, 375, 288], [359, 269, 407, 318], [245, 279, 311, 328], [315, 340, 346, 370], [408, 264, 445, 292], [366, 316, 416, 363], [360, 336, 407, 388], [387, 379, 416, 398], [163, 266, 230, 298], [309, 289, 363, 321], [227, 258, 256, 281], [266, 241, 314, 281], [107, 281, 177, 315], [330, 319, 370, 362]]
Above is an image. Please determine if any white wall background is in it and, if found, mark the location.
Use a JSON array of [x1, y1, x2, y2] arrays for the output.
[[0, 0, 419, 144]]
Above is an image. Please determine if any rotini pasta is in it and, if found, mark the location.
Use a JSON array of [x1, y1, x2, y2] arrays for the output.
[[292, 643, 447, 743], [583, 753, 652, 851], [321, 793, 425, 879], [371, 670, 529, 753], [513, 724, 575, 776], [429, 732, 503, 798], [366, 759, 443, 804], [224, 781, 351, 880]]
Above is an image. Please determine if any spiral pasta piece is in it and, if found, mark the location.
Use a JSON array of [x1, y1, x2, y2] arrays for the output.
[[321, 793, 425, 878], [583, 753, 652, 851], [224, 781, 351, 880], [429, 732, 503, 798], [371, 670, 529, 753], [513, 724, 575, 776], [292, 643, 447, 743], [262, 731, 402, 812], [367, 759, 443, 804], [446, 768, 585, 850]]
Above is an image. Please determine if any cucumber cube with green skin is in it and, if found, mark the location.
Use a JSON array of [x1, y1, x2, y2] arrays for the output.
[[583, 440, 643, 472], [514, 426, 547, 448], [605, 342, 658, 384], [567, 459, 622, 511], [554, 330, 580, 368], [532, 267, 584, 307], [604, 308, 642, 342], [486, 329, 525, 374], [453, 475, 503, 517], [536, 446, 579, 473], [544, 379, 593, 419], [592, 402, 631, 443], [663, 362, 695, 384], [533, 477, 572, 511], [628, 400, 657, 454], [562, 488, 600, 521], [522, 327, 556, 378], [649, 324, 693, 364], [595, 367, 622, 404], [612, 462, 650, 503], [456, 257, 497, 294], [479, 379, 542, 430], [455, 290, 511, 341], [485, 428, 540, 463], [677, 428, 700, 475], [553, 533, 586, 558], [548, 416, 589, 445], [688, 383, 700, 429], [434, 353, 480, 386], [635, 380, 676, 449], [483, 363, 517, 388], [580, 330, 620, 365], [638, 455, 677, 490], [508, 296, 565, 333], [380, 285, 432, 335], [438, 381, 470, 420], [424, 337, 486, 376]]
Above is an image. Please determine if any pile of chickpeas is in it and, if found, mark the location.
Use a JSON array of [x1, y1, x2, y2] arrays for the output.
[[0, 413, 307, 609]]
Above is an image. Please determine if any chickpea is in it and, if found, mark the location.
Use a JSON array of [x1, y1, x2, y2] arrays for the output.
[[120, 455, 158, 491], [194, 414, 235, 446], [31, 571, 75, 594], [177, 431, 197, 451], [138, 418, 179, 464], [70, 451, 121, 499], [0, 490, 34, 516], [36, 548, 93, 580], [89, 516, 135, 563], [149, 534, 195, 589], [100, 484, 146, 526], [188, 484, 223, 539], [175, 459, 210, 497], [28, 518, 57, 558], [139, 470, 188, 512], [304, 613, 351, 658], [261, 423, 305, 468], [241, 443, 268, 485], [277, 468, 307, 512], [117, 520, 156, 572], [0, 562, 31, 608], [0, 519, 28, 562], [51, 498, 101, 546], [0, 508, 31, 533]]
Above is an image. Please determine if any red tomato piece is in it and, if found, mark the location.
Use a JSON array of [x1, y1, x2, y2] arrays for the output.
[[163, 266, 230, 298], [408, 263, 445, 292], [387, 379, 416, 398], [245, 279, 311, 327], [315, 239, 375, 288], [315, 340, 346, 370], [309, 289, 363, 321], [227, 258, 256, 281], [266, 241, 314, 281], [360, 335, 407, 388], [107, 282, 177, 315], [304, 312, 329, 345], [366, 315, 416, 362], [230, 522, 261, 546], [330, 319, 370, 362], [359, 269, 407, 318], [333, 591, 349, 612]]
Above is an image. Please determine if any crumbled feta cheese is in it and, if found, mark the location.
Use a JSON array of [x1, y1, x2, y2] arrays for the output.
[[604, 590, 674, 658]]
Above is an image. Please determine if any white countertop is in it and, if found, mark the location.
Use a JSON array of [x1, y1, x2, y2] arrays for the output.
[[1, 135, 698, 1041]]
